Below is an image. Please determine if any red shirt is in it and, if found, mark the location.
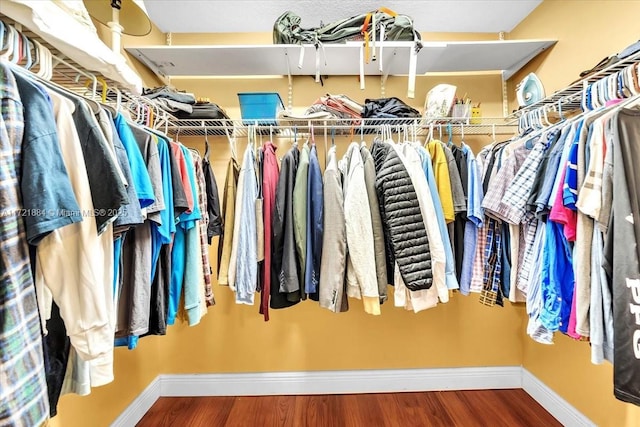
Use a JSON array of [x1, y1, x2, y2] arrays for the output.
[[260, 142, 279, 321]]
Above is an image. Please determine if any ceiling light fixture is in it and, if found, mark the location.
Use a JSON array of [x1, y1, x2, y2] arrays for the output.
[[84, 0, 152, 56]]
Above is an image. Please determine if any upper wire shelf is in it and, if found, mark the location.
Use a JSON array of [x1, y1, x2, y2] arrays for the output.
[[0, 16, 171, 130], [507, 50, 640, 121]]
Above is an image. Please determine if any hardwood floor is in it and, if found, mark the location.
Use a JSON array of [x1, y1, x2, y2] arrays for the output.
[[137, 389, 561, 427]]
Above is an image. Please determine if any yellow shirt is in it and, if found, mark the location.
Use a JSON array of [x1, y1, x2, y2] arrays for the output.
[[427, 140, 455, 223]]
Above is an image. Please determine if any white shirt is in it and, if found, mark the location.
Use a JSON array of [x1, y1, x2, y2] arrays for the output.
[[36, 91, 114, 379], [395, 144, 448, 303]]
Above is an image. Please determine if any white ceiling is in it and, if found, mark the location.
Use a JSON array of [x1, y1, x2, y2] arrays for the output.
[[142, 0, 542, 34]]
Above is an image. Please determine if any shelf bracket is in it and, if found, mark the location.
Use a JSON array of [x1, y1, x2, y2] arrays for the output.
[[285, 48, 293, 112], [501, 71, 509, 118], [407, 43, 418, 99]]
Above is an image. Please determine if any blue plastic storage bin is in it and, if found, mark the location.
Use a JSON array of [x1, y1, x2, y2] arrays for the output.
[[238, 92, 284, 125]]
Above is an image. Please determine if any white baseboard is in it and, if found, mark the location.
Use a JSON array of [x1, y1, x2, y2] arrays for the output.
[[521, 369, 596, 427], [112, 367, 593, 427], [111, 376, 160, 427], [160, 366, 522, 397]]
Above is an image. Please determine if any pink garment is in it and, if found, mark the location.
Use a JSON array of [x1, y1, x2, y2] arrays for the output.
[[549, 166, 577, 242], [567, 284, 582, 340]]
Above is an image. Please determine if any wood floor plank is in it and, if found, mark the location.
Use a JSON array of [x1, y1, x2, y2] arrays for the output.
[[341, 393, 386, 427], [228, 396, 271, 427], [180, 396, 235, 427], [136, 397, 198, 427], [391, 392, 438, 426], [136, 389, 561, 427], [417, 392, 458, 426], [493, 389, 562, 427]]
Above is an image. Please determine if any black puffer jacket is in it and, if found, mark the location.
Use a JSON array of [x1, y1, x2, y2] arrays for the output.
[[371, 140, 433, 291]]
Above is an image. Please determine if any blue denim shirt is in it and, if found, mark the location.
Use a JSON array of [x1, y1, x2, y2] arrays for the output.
[[415, 146, 458, 290], [235, 145, 258, 305]]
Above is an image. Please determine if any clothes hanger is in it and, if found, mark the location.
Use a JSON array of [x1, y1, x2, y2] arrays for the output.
[[310, 122, 315, 146], [557, 100, 564, 122], [0, 21, 5, 55], [542, 105, 552, 127], [20, 33, 32, 70], [8, 26, 21, 66], [9, 26, 21, 64], [426, 123, 434, 146], [202, 121, 211, 161], [0, 24, 15, 60], [631, 63, 640, 95]]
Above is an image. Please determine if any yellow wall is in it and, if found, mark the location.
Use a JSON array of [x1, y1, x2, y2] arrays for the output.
[[50, 2, 640, 426], [508, 1, 640, 426], [507, 0, 640, 111]]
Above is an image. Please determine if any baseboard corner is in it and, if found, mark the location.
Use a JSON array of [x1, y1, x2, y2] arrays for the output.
[[110, 376, 161, 427], [521, 368, 595, 427]]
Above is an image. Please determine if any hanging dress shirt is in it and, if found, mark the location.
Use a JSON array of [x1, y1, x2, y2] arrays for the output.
[[260, 142, 279, 320], [234, 145, 259, 305], [217, 155, 240, 285]]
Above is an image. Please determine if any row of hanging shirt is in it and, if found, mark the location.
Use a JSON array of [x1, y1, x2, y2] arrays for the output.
[[475, 63, 640, 405], [217, 123, 481, 320], [0, 59, 222, 425]]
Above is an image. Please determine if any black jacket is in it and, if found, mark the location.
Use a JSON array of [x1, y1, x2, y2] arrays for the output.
[[372, 140, 433, 291], [271, 146, 301, 307], [202, 156, 223, 241]]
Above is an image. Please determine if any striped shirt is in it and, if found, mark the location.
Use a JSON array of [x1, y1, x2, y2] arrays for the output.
[[0, 63, 49, 426], [191, 150, 215, 306], [563, 120, 584, 210]]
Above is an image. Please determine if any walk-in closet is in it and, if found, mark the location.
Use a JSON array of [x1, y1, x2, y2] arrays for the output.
[[1, 1, 640, 426]]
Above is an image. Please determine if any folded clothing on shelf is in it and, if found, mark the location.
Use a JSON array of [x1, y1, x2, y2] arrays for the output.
[[143, 86, 197, 105], [149, 97, 193, 115], [304, 94, 363, 125], [174, 102, 230, 120], [363, 97, 421, 119]]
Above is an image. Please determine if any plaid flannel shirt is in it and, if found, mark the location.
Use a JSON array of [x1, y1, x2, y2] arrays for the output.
[[516, 212, 541, 294], [191, 150, 215, 306], [480, 217, 503, 306], [482, 142, 529, 222], [0, 63, 49, 427], [500, 134, 555, 225]]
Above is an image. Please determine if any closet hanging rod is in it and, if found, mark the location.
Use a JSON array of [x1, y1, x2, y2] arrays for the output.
[[166, 120, 518, 138]]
